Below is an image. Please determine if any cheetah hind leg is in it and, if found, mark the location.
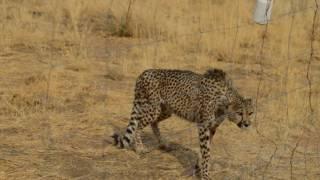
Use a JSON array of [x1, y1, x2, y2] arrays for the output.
[[151, 122, 172, 151], [132, 101, 162, 154], [151, 104, 172, 151], [134, 129, 150, 154]]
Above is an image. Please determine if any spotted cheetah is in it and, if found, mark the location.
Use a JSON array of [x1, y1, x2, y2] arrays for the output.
[[112, 68, 254, 180]]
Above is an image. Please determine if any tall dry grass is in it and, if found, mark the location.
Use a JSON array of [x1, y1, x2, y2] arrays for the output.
[[0, 0, 319, 179]]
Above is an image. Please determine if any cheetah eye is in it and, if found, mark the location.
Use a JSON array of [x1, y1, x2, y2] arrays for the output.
[[238, 112, 243, 116], [249, 112, 253, 115]]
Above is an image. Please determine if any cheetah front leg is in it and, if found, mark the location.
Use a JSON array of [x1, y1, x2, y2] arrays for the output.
[[198, 125, 211, 180], [189, 127, 215, 177]]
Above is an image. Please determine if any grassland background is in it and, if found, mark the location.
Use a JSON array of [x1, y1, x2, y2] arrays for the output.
[[0, 0, 320, 179]]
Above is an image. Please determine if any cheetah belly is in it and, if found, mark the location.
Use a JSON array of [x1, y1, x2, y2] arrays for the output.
[[160, 87, 201, 122]]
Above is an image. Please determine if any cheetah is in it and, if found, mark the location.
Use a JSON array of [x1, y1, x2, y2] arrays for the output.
[[112, 68, 254, 180]]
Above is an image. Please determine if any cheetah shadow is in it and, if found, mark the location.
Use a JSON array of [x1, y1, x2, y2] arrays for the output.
[[142, 131, 199, 172], [161, 142, 199, 175]]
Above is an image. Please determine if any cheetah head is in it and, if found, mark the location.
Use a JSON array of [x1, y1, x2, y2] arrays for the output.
[[228, 98, 254, 129]]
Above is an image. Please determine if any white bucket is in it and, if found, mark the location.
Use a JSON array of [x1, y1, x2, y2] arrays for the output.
[[254, 0, 273, 25]]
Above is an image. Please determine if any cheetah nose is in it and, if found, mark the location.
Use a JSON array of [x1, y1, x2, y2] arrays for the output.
[[243, 123, 250, 128]]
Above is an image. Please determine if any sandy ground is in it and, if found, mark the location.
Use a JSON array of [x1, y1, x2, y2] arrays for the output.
[[0, 35, 320, 180]]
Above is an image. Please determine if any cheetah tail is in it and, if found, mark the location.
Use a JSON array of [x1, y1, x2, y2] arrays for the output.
[[111, 119, 138, 148], [111, 133, 125, 148]]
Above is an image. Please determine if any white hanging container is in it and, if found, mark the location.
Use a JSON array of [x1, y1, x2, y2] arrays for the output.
[[254, 0, 274, 25]]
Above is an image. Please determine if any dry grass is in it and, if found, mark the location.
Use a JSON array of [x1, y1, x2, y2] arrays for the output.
[[0, 0, 320, 179]]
